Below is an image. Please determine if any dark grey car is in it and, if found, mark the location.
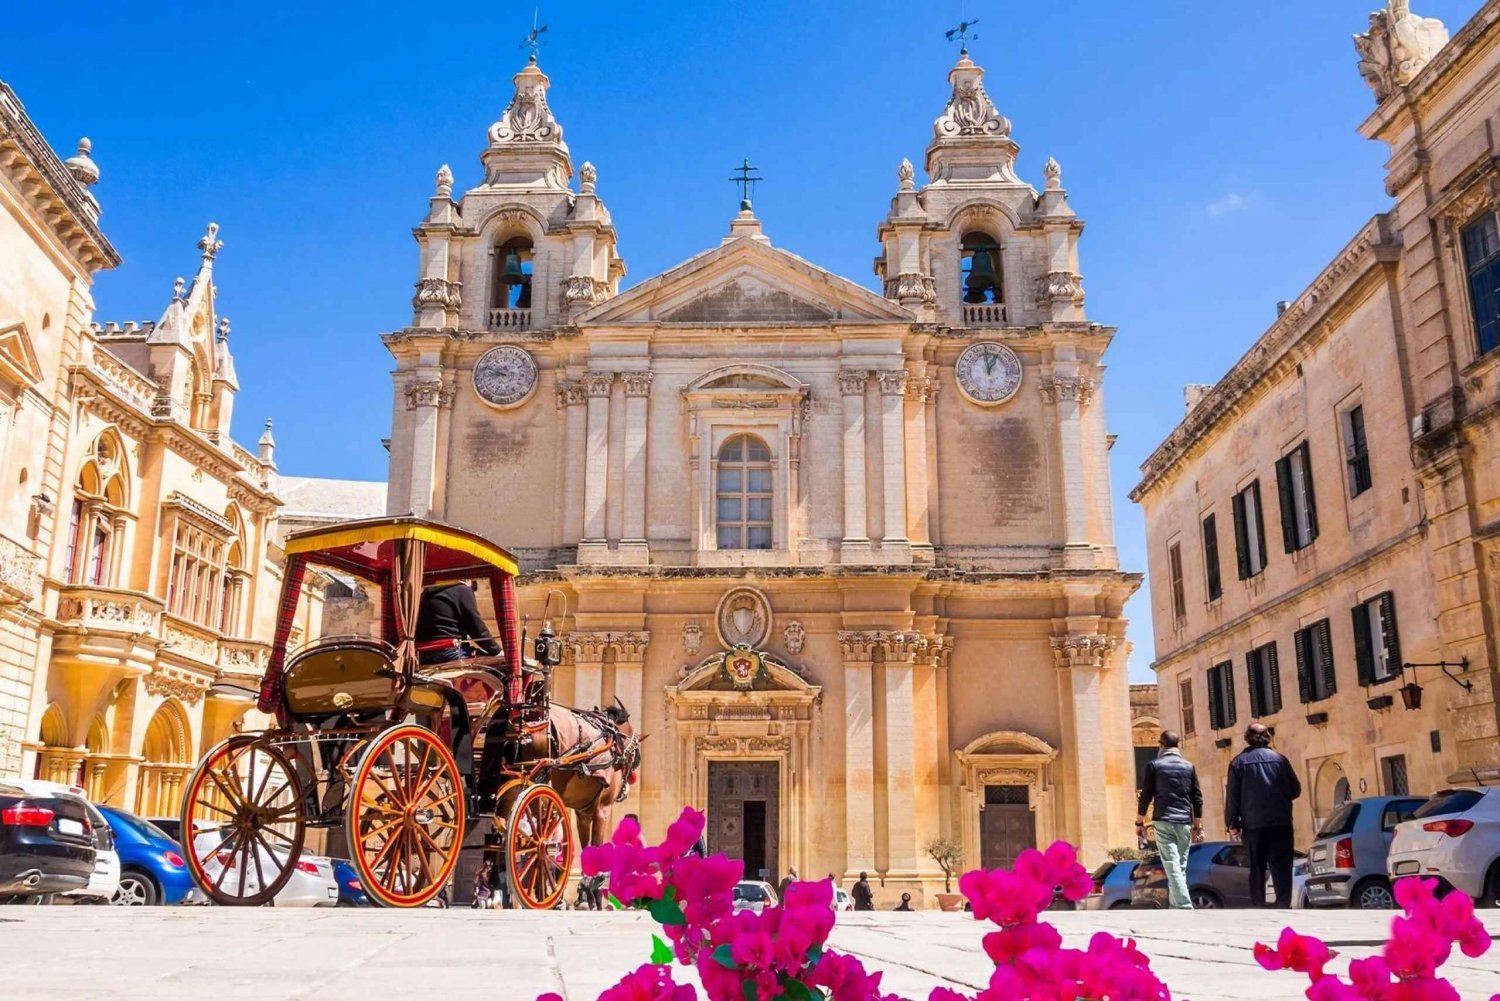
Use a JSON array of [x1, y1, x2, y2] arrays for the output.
[[1306, 795, 1427, 909]]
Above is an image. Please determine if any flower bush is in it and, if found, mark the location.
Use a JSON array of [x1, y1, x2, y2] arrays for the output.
[[537, 807, 1499, 1001]]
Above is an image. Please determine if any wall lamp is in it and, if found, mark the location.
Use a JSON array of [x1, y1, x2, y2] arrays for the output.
[[1397, 658, 1474, 710]]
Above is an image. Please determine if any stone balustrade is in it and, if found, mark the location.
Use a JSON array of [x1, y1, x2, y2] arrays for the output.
[[87, 349, 157, 412], [55, 584, 164, 634], [961, 302, 1008, 325], [218, 638, 270, 684], [0, 535, 41, 604], [489, 308, 531, 329], [161, 614, 220, 667]]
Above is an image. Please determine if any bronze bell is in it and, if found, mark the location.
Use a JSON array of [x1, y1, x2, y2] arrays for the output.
[[964, 249, 999, 303], [501, 250, 527, 280]]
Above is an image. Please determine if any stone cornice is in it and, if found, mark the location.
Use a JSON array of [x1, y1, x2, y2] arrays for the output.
[[1132, 215, 1397, 501], [1361, 0, 1500, 140]]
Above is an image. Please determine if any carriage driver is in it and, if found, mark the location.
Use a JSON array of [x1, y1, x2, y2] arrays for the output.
[[415, 580, 501, 665]]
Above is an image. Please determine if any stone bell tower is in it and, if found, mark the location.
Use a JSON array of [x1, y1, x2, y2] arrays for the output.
[[409, 55, 625, 334], [874, 49, 1086, 330]]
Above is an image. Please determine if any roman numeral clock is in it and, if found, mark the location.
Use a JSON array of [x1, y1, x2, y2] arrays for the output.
[[954, 341, 1023, 406]]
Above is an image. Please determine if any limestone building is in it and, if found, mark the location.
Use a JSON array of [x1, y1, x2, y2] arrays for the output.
[[0, 77, 321, 813], [1133, 1, 1500, 847], [384, 50, 1140, 900]]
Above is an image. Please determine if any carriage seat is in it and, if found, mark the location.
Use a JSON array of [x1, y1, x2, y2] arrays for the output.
[[282, 636, 400, 721]]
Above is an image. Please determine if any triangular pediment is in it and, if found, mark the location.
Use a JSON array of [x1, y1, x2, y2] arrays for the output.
[[0, 322, 43, 389], [577, 236, 914, 325]]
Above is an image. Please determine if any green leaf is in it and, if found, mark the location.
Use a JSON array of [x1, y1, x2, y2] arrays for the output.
[[711, 944, 737, 969], [742, 981, 759, 1001], [780, 977, 816, 1001], [647, 896, 688, 926], [607, 893, 625, 910], [650, 934, 674, 965], [806, 945, 824, 966]]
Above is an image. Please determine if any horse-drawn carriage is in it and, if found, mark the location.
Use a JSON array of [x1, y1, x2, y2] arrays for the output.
[[179, 517, 639, 909]]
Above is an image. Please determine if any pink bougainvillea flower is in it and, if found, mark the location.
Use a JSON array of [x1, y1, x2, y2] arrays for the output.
[[1253, 927, 1334, 978], [981, 924, 1062, 966], [594, 964, 698, 1001], [1385, 915, 1445, 979], [660, 808, 706, 859]]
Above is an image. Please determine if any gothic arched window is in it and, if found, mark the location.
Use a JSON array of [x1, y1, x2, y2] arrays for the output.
[[493, 237, 534, 310], [715, 435, 773, 550], [960, 231, 1003, 305]]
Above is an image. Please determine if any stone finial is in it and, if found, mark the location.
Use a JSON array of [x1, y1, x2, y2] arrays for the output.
[[258, 418, 276, 464], [172, 276, 186, 301], [933, 52, 1010, 141], [64, 138, 100, 187], [488, 59, 564, 145], [198, 222, 223, 262], [435, 163, 453, 198], [897, 157, 915, 192], [1355, 1, 1449, 102], [579, 160, 597, 193], [216, 317, 230, 343], [1043, 156, 1062, 190]]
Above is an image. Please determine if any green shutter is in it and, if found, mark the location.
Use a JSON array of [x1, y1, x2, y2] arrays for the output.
[[1246, 651, 1262, 718], [1207, 667, 1222, 731], [1275, 455, 1296, 553], [1203, 514, 1222, 601], [1379, 591, 1402, 678], [1316, 619, 1336, 697], [1251, 481, 1269, 570], [1295, 628, 1313, 703], [1224, 661, 1238, 726], [1232, 491, 1251, 580], [1266, 643, 1283, 715], [1300, 441, 1319, 541], [1353, 601, 1374, 686]]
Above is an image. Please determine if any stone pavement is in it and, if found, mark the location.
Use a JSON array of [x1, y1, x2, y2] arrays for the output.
[[4, 906, 1498, 1000]]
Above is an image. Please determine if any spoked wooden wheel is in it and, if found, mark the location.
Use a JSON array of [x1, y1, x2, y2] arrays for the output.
[[181, 736, 307, 906], [505, 783, 573, 910], [346, 725, 465, 908]]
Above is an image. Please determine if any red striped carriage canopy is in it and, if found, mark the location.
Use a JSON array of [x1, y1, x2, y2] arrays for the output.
[[257, 517, 524, 715]]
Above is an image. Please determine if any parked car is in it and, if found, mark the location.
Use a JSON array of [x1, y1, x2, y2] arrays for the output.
[[0, 779, 95, 903], [1388, 787, 1500, 907], [192, 830, 339, 907], [732, 880, 779, 913], [832, 887, 853, 912], [97, 806, 200, 905], [1306, 795, 1427, 909], [1083, 860, 1138, 910], [332, 859, 369, 907], [1131, 841, 1306, 908], [4, 780, 117, 904]]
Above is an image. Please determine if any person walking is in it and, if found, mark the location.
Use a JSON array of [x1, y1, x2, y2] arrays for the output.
[[777, 865, 798, 902], [1135, 729, 1204, 909], [1225, 722, 1302, 908], [851, 871, 874, 911]]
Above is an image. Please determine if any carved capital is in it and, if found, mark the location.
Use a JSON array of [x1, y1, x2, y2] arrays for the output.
[[876, 369, 910, 396], [563, 275, 605, 304], [1033, 271, 1085, 307], [885, 272, 936, 303], [904, 375, 940, 402], [1040, 375, 1095, 406], [838, 370, 869, 396], [412, 277, 462, 311], [622, 372, 653, 397], [405, 379, 455, 410], [554, 379, 586, 408], [1049, 633, 1117, 671], [583, 372, 615, 397]]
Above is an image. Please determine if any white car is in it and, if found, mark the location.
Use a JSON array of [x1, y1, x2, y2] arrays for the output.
[[1388, 787, 1500, 906], [833, 887, 853, 911], [6, 779, 119, 904], [192, 830, 339, 907], [732, 880, 779, 913]]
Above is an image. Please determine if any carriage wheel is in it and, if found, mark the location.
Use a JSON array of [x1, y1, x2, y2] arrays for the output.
[[505, 783, 573, 910], [181, 736, 307, 907], [346, 725, 465, 908]]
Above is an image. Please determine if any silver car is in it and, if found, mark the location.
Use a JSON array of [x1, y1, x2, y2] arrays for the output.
[[1306, 794, 1426, 909]]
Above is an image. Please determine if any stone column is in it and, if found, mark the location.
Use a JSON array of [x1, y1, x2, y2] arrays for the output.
[[403, 377, 454, 519], [882, 633, 919, 880], [567, 634, 609, 712], [620, 373, 652, 562], [839, 631, 877, 878], [556, 380, 587, 546], [877, 370, 910, 561], [1051, 633, 1114, 863], [839, 370, 871, 562], [579, 372, 614, 560], [610, 632, 649, 731], [1044, 374, 1095, 569], [904, 377, 934, 558]]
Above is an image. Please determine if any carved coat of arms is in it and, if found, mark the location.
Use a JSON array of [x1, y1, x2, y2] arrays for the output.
[[718, 644, 767, 691]]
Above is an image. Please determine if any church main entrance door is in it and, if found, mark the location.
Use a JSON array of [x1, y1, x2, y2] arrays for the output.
[[708, 760, 780, 883], [980, 785, 1036, 870]]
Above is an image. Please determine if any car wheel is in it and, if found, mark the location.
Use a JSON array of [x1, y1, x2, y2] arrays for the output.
[[113, 872, 158, 906], [1108, 900, 1132, 910], [1190, 889, 1221, 909], [1351, 878, 1395, 910], [1481, 863, 1500, 910]]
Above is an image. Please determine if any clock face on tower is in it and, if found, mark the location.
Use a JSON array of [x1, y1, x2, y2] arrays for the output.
[[472, 345, 538, 409], [955, 341, 1023, 406]]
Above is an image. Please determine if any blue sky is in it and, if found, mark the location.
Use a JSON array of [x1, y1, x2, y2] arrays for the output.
[[5, 1, 1480, 681]]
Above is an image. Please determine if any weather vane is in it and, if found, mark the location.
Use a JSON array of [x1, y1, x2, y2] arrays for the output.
[[944, 18, 979, 54], [728, 158, 763, 211], [521, 8, 548, 61]]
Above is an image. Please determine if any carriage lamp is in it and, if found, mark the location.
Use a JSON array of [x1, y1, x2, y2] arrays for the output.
[[1398, 658, 1474, 711]]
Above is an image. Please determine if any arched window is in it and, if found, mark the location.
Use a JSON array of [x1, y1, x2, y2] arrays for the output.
[[715, 435, 772, 550], [136, 701, 191, 817], [64, 432, 128, 586], [960, 231, 1003, 305], [493, 237, 534, 310]]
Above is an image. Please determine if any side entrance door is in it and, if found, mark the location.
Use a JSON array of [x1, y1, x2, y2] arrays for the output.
[[979, 785, 1035, 870]]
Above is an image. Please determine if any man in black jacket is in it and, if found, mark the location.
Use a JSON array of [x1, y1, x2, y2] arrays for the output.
[[1136, 730, 1203, 908], [1225, 723, 1302, 908], [415, 581, 500, 664]]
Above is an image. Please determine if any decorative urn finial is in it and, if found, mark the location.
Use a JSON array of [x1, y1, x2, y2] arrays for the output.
[[579, 160, 597, 194], [216, 317, 231, 343], [64, 138, 100, 188], [1044, 157, 1062, 190], [897, 157, 915, 192], [198, 222, 223, 262], [435, 163, 453, 198], [172, 276, 186, 301]]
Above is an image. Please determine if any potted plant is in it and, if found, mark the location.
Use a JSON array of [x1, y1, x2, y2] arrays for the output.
[[925, 837, 965, 911]]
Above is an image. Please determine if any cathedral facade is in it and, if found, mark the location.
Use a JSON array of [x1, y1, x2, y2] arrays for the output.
[[384, 52, 1138, 901]]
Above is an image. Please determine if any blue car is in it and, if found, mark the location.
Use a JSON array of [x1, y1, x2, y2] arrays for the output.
[[97, 806, 200, 905], [331, 859, 369, 906]]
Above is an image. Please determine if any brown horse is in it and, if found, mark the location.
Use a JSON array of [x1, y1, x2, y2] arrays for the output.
[[543, 699, 642, 853]]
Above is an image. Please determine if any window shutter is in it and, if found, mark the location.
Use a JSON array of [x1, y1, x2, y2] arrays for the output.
[[1316, 619, 1336, 697], [1353, 601, 1374, 686], [1232, 491, 1250, 580], [1300, 441, 1319, 540], [1379, 592, 1402, 676], [1295, 628, 1313, 703], [1207, 668, 1222, 731], [1275, 455, 1296, 553], [1251, 481, 1269, 569], [1246, 651, 1263, 718], [1224, 661, 1238, 726], [1203, 515, 1222, 600], [1266, 643, 1282, 714]]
